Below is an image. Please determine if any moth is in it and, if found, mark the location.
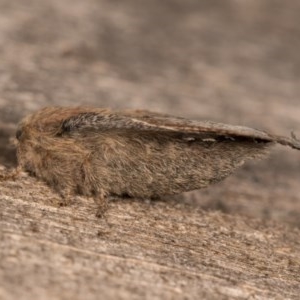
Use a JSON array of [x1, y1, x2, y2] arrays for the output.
[[10, 107, 300, 216]]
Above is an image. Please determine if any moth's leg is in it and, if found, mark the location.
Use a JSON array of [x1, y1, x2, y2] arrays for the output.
[[54, 188, 74, 207], [0, 166, 22, 181], [94, 195, 108, 218], [93, 189, 108, 218]]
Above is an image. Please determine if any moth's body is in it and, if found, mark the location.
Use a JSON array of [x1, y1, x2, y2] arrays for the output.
[[15, 107, 300, 215]]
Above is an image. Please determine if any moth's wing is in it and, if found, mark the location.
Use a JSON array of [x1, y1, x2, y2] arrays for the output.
[[116, 111, 300, 149], [121, 112, 272, 139], [60, 110, 300, 150]]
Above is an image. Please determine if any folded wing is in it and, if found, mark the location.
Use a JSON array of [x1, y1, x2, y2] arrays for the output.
[[60, 109, 300, 150]]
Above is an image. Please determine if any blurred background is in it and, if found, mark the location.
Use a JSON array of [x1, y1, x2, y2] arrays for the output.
[[0, 0, 299, 225]]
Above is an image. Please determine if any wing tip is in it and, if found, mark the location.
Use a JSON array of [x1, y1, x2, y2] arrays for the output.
[[273, 131, 300, 150]]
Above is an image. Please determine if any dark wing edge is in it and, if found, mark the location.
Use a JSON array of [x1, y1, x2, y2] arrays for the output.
[[128, 113, 300, 150], [60, 110, 300, 150], [122, 113, 300, 150]]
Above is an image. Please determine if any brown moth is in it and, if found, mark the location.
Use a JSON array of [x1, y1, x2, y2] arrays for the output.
[[11, 107, 300, 216]]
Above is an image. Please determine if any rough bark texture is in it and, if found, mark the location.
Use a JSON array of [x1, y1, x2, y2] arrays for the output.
[[0, 0, 300, 299]]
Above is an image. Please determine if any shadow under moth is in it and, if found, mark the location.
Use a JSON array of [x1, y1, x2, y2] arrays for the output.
[[4, 107, 300, 216]]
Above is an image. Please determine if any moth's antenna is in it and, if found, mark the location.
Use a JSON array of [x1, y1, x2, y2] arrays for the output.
[[272, 131, 300, 150]]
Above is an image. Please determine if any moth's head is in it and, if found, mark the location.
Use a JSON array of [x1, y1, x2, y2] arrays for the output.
[[15, 107, 95, 171], [15, 107, 93, 143]]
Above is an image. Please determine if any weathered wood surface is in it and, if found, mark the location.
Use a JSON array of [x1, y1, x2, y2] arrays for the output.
[[1, 0, 300, 299]]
